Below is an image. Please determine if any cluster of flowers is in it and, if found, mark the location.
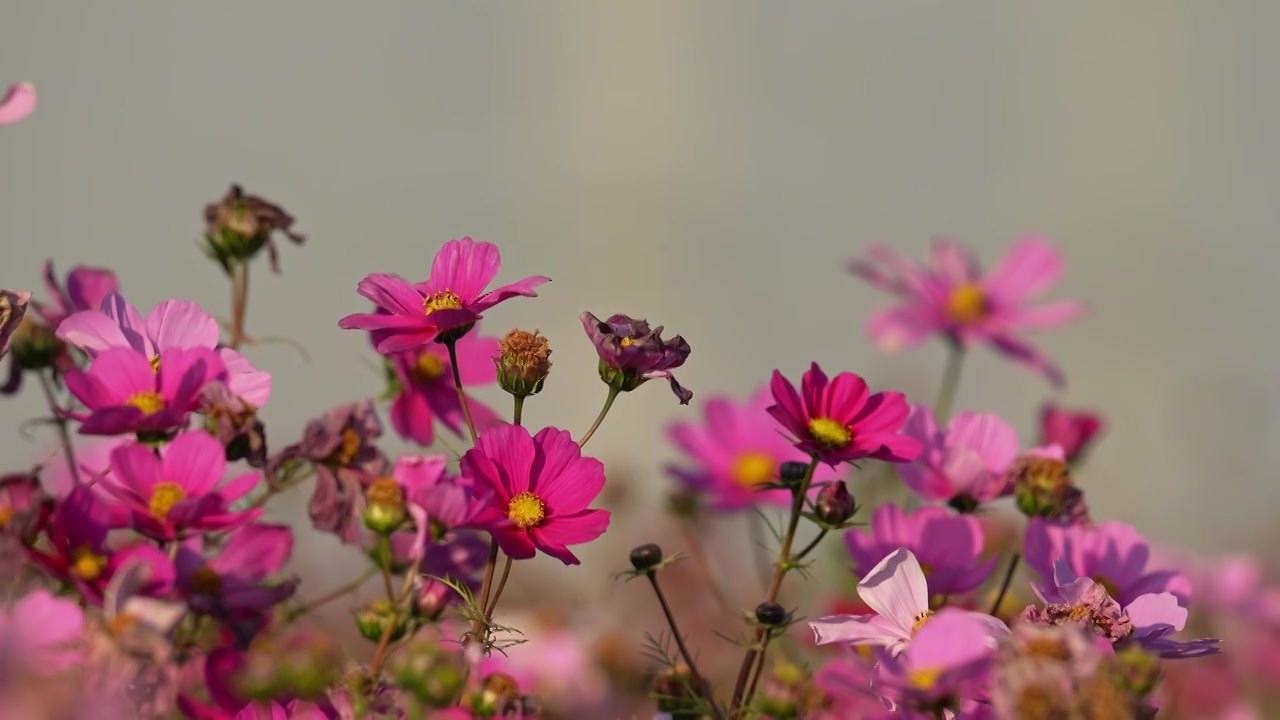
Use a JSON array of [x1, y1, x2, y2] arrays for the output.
[[1, 80, 1271, 719]]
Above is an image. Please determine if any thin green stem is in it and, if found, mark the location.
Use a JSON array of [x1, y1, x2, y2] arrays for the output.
[[381, 564, 396, 603], [989, 552, 1021, 616], [228, 262, 250, 351], [793, 529, 829, 562], [933, 341, 966, 423], [577, 386, 621, 448], [471, 539, 500, 640], [512, 395, 524, 426], [291, 566, 377, 619], [646, 573, 723, 720], [36, 370, 80, 487], [484, 555, 513, 617], [444, 339, 478, 444]]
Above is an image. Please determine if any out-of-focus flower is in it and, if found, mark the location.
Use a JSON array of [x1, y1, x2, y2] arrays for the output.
[[898, 405, 1022, 509], [1038, 404, 1104, 465], [99, 430, 261, 540], [26, 487, 149, 601], [1009, 449, 1091, 524], [201, 382, 268, 468], [665, 388, 839, 511], [339, 237, 548, 353], [57, 292, 270, 406], [845, 505, 996, 596], [176, 523, 297, 615], [767, 362, 921, 467], [0, 289, 30, 360], [810, 547, 1008, 655], [0, 82, 35, 125], [1023, 519, 1191, 607], [32, 261, 119, 331], [65, 347, 226, 437], [494, 328, 551, 398], [870, 609, 1006, 713], [0, 589, 85, 674], [990, 623, 1106, 720], [848, 236, 1084, 386], [580, 312, 691, 404], [464, 424, 610, 565], [384, 330, 501, 447], [203, 185, 306, 274]]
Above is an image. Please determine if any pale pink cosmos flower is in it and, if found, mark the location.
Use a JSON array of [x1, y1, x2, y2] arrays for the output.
[[810, 547, 1008, 656], [0, 589, 85, 676], [849, 237, 1084, 386], [845, 504, 997, 596], [0, 82, 35, 125], [868, 609, 1005, 714], [57, 292, 270, 407], [897, 405, 1022, 509], [1023, 518, 1191, 607]]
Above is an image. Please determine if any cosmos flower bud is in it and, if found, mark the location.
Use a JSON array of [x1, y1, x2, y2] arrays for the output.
[[814, 481, 856, 525], [755, 601, 787, 626], [389, 640, 468, 708], [363, 477, 407, 534], [8, 317, 63, 371], [467, 672, 522, 715], [494, 328, 551, 398], [353, 600, 409, 644], [1012, 455, 1091, 524], [778, 461, 809, 487], [203, 184, 306, 274], [0, 290, 30, 360], [630, 543, 663, 572]]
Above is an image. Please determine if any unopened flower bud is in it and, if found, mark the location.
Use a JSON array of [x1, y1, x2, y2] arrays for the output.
[[779, 461, 809, 487], [494, 328, 551, 398], [363, 477, 407, 534], [0, 290, 30, 360], [814, 481, 856, 525], [755, 601, 787, 626], [468, 672, 521, 715], [8, 318, 63, 371], [413, 578, 453, 621], [1012, 455, 1091, 524], [630, 543, 663, 572], [390, 640, 468, 707], [353, 600, 408, 644]]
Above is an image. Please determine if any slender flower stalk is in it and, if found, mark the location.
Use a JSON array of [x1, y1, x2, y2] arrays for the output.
[[36, 369, 79, 487], [445, 339, 479, 444], [578, 386, 620, 448], [229, 262, 250, 350], [646, 571, 722, 720], [990, 552, 1022, 616], [933, 341, 965, 422]]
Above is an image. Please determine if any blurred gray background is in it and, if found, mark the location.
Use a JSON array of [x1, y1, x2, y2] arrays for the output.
[[3, 1, 1278, 609]]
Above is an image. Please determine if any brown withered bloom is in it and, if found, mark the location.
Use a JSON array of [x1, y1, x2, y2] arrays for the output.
[[200, 382, 268, 468], [204, 184, 306, 274], [1011, 454, 1091, 526], [494, 328, 551, 397], [0, 290, 30, 360]]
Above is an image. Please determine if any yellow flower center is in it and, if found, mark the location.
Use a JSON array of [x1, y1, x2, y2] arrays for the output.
[[71, 546, 108, 581], [507, 491, 546, 529], [1065, 605, 1093, 623], [191, 565, 222, 595], [0, 505, 12, 528], [331, 427, 362, 465], [149, 355, 160, 373], [412, 351, 446, 382], [423, 289, 462, 316], [732, 452, 775, 487], [911, 609, 932, 634], [946, 282, 987, 323], [918, 561, 935, 576], [127, 391, 166, 416], [148, 481, 187, 520], [1091, 575, 1120, 598], [108, 612, 139, 637], [619, 336, 634, 347], [908, 667, 941, 689], [807, 417, 851, 449]]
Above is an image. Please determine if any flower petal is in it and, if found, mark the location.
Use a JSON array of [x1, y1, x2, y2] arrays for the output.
[[55, 310, 132, 355], [857, 547, 929, 635], [355, 274, 425, 317], [98, 292, 152, 355], [809, 613, 906, 648], [162, 431, 227, 496], [982, 236, 1065, 303], [146, 299, 220, 351], [0, 82, 36, 125], [429, 237, 500, 304], [530, 508, 610, 565]]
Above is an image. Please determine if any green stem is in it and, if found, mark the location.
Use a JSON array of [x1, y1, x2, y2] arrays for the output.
[[989, 552, 1021, 616], [512, 395, 524, 427], [577, 386, 621, 448], [646, 573, 723, 720], [933, 341, 965, 423], [444, 339, 478, 444], [36, 370, 80, 487], [471, 539, 500, 641], [484, 555, 513, 617], [793, 529, 829, 562], [291, 566, 378, 620]]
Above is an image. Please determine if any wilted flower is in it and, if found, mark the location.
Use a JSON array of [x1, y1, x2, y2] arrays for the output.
[[339, 237, 549, 352], [849, 236, 1084, 386], [0, 289, 30, 360], [580, 312, 692, 403], [1009, 450, 1092, 524], [0, 82, 35, 125], [494, 328, 552, 397], [201, 382, 268, 468], [767, 362, 921, 467], [203, 184, 306, 274], [65, 347, 227, 437], [1038, 404, 1105, 465], [176, 524, 297, 615], [845, 505, 996, 596], [384, 330, 501, 447]]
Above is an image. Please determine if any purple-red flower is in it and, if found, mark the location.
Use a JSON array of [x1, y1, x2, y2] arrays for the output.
[[0, 590, 84, 675], [57, 292, 270, 407], [339, 237, 549, 353], [65, 347, 226, 436], [767, 362, 921, 467], [580, 312, 692, 404], [1038, 404, 1105, 465], [99, 431, 261, 540], [665, 388, 839, 511], [846, 505, 996, 596], [176, 524, 297, 614], [386, 330, 501, 447], [32, 261, 120, 331], [0, 82, 35, 125], [463, 424, 610, 565], [1023, 518, 1191, 607], [898, 405, 1023, 509], [849, 237, 1084, 386]]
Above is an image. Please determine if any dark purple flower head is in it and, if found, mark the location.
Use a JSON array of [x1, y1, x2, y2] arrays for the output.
[[201, 381, 268, 469], [0, 290, 30, 360], [175, 524, 298, 616], [580, 312, 692, 404], [203, 184, 306, 274]]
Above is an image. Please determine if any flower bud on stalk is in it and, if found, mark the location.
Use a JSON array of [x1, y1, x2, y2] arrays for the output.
[[362, 478, 407, 534], [814, 481, 856, 525], [494, 328, 551, 398]]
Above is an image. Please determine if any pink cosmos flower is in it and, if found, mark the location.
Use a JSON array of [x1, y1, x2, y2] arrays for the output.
[[846, 505, 997, 596], [898, 405, 1022, 509], [176, 524, 297, 615], [99, 430, 261, 540], [65, 346, 226, 436], [1023, 518, 1191, 607], [0, 589, 84, 674], [849, 237, 1084, 386], [463, 424, 610, 565], [767, 362, 921, 467], [386, 330, 501, 446], [1038, 404, 1104, 465], [868, 609, 1003, 713], [0, 82, 35, 125], [26, 487, 153, 602], [810, 547, 1008, 655], [665, 388, 839, 510], [338, 237, 549, 353], [40, 435, 130, 500], [57, 292, 270, 407]]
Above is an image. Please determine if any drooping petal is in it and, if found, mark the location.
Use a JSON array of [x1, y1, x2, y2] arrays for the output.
[[987, 334, 1066, 388], [0, 82, 36, 125], [214, 524, 293, 579], [857, 547, 929, 636], [146, 299, 220, 351], [471, 276, 551, 313], [766, 370, 809, 439]]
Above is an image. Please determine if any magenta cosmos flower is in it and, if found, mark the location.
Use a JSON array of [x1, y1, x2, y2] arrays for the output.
[[0, 82, 35, 125], [57, 292, 270, 407], [463, 424, 610, 565], [849, 237, 1084, 386], [386, 330, 501, 446], [176, 524, 297, 615], [665, 388, 839, 511], [846, 504, 996, 596], [338, 237, 549, 353], [810, 547, 1008, 655], [1023, 518, 1191, 607], [1038, 404, 1105, 465], [898, 405, 1024, 510], [767, 362, 921, 467], [99, 431, 261, 540], [65, 347, 226, 436], [0, 590, 84, 676]]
